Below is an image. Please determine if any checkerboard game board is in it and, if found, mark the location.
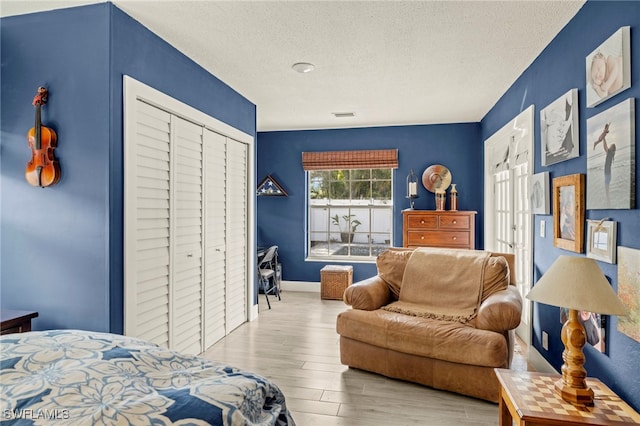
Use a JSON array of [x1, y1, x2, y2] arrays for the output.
[[497, 370, 640, 425]]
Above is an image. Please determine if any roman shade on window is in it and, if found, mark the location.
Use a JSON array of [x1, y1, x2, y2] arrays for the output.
[[302, 149, 398, 170]]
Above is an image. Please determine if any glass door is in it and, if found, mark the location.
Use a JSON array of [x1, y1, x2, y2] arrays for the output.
[[484, 107, 533, 346]]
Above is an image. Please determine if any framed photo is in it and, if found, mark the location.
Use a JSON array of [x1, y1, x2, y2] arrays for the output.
[[541, 89, 579, 166], [530, 172, 550, 215], [560, 308, 606, 353], [618, 246, 640, 343], [553, 173, 585, 253], [586, 219, 617, 263], [586, 26, 631, 108], [586, 98, 635, 210]]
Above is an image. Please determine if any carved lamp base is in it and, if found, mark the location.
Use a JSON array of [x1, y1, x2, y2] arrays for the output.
[[556, 309, 595, 406], [555, 379, 594, 406]]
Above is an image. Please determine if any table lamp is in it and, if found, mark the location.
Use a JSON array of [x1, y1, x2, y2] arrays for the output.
[[526, 255, 627, 406]]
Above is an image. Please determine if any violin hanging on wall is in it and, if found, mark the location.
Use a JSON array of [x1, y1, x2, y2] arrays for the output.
[[26, 87, 60, 187]]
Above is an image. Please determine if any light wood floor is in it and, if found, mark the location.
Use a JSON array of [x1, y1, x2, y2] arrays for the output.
[[202, 291, 530, 426]]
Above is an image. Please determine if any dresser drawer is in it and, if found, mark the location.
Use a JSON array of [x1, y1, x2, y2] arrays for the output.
[[406, 215, 438, 229], [402, 210, 476, 249], [438, 214, 470, 229], [406, 231, 470, 247]]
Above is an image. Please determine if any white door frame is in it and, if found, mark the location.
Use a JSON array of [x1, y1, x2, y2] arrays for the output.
[[484, 106, 534, 346], [123, 76, 257, 349]]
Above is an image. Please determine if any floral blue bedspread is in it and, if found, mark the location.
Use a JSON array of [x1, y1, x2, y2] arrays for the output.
[[0, 330, 295, 425]]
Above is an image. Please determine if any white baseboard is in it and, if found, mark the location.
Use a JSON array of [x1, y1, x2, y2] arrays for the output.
[[280, 280, 320, 293], [528, 346, 558, 374]]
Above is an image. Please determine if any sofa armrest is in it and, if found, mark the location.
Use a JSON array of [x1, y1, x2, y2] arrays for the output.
[[343, 276, 391, 310], [475, 285, 522, 333]]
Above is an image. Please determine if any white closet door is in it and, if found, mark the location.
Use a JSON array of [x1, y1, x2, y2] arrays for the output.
[[171, 117, 204, 355], [203, 130, 227, 348], [226, 138, 248, 332], [124, 76, 252, 353], [125, 100, 172, 348]]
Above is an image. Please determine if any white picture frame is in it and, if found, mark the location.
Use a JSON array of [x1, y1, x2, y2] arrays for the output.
[[540, 89, 579, 166], [530, 172, 550, 215], [586, 26, 631, 108], [586, 219, 617, 264]]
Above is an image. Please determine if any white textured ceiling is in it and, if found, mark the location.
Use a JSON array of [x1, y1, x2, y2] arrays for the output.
[[2, 0, 585, 131]]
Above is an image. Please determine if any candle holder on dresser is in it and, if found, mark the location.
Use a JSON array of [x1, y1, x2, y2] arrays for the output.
[[406, 169, 419, 209]]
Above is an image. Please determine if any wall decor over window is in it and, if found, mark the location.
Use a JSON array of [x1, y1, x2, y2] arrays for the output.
[[617, 246, 640, 343], [553, 173, 585, 253], [586, 97, 635, 210], [586, 219, 617, 264], [586, 26, 631, 108], [540, 89, 579, 166], [530, 172, 550, 215]]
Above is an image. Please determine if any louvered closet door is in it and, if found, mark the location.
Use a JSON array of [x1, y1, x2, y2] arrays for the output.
[[203, 130, 227, 348], [226, 139, 248, 332], [125, 79, 250, 354], [172, 117, 204, 355], [125, 101, 172, 348]]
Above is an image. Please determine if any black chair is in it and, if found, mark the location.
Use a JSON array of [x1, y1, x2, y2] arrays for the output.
[[257, 245, 281, 309]]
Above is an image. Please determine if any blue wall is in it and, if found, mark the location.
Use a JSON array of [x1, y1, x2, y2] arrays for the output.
[[256, 123, 482, 284], [481, 1, 640, 411], [0, 4, 256, 333]]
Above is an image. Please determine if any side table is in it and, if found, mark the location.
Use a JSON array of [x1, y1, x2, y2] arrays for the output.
[[0, 310, 39, 335], [495, 368, 640, 425]]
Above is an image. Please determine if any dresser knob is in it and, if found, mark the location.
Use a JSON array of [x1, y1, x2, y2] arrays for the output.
[[420, 220, 425, 224], [421, 236, 425, 240], [452, 236, 457, 240], [452, 220, 457, 224]]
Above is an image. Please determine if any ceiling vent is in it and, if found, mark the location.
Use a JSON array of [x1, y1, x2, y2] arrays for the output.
[[333, 112, 355, 118]]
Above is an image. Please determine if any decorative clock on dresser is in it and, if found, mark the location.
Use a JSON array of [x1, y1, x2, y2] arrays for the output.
[[402, 210, 476, 249]]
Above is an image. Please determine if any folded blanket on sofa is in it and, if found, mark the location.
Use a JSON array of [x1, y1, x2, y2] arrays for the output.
[[382, 248, 490, 323]]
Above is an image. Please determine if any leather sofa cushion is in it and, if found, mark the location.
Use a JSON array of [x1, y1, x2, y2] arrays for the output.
[[481, 255, 510, 301], [375, 248, 414, 299], [337, 308, 509, 368], [377, 248, 510, 303]]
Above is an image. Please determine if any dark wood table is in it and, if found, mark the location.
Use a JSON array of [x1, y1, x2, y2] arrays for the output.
[[0, 310, 39, 335]]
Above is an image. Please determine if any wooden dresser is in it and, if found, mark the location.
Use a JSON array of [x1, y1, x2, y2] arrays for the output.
[[402, 210, 476, 249]]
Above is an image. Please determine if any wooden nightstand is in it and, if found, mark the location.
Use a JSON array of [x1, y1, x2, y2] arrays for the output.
[[495, 369, 640, 425], [0, 310, 38, 335]]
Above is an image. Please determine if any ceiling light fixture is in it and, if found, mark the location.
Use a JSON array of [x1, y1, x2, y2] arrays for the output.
[[291, 62, 315, 73], [332, 112, 355, 118]]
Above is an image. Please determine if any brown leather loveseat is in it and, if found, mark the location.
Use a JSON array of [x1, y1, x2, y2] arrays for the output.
[[336, 247, 522, 402]]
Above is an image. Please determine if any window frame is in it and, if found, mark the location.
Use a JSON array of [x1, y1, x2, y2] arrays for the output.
[[306, 168, 394, 262]]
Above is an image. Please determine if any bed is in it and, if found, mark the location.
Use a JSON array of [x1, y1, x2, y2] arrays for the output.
[[0, 330, 296, 425]]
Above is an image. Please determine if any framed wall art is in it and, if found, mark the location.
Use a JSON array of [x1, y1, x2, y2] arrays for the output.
[[553, 173, 585, 253], [560, 308, 606, 353], [586, 219, 617, 263], [530, 172, 550, 215], [256, 175, 288, 196], [617, 246, 640, 343], [586, 97, 635, 210], [586, 26, 631, 108], [540, 89, 579, 166]]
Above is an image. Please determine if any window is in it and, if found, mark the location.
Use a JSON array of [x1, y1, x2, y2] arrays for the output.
[[307, 169, 393, 260]]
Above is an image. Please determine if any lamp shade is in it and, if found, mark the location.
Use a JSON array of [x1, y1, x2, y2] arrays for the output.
[[526, 255, 626, 315]]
